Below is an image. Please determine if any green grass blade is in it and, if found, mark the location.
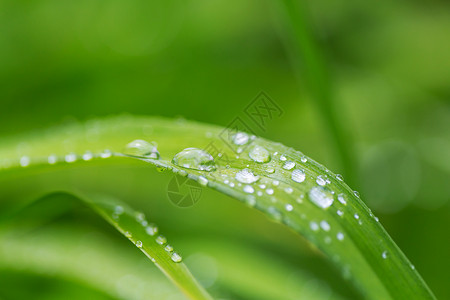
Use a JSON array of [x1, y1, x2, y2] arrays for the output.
[[0, 116, 436, 299]]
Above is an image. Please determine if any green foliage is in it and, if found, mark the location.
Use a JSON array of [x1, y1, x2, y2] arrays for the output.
[[0, 116, 436, 299]]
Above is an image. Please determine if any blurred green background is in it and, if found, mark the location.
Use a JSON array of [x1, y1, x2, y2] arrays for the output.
[[0, 0, 449, 299]]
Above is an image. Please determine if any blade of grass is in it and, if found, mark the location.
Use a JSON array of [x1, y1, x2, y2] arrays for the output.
[[0, 116, 436, 299]]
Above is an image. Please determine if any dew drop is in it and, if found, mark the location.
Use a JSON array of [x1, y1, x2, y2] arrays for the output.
[[337, 232, 344, 241], [265, 167, 275, 174], [65, 153, 77, 163], [146, 224, 158, 236], [124, 231, 132, 238], [337, 193, 347, 205], [320, 220, 330, 231], [266, 188, 274, 195], [124, 139, 160, 159], [316, 175, 327, 186], [353, 191, 360, 198], [171, 252, 182, 263], [164, 245, 174, 252], [243, 185, 254, 194], [382, 251, 388, 259], [354, 213, 359, 220], [337, 210, 344, 217], [20, 156, 30, 167], [135, 240, 143, 248], [291, 169, 306, 183], [284, 187, 293, 194], [310, 221, 319, 231], [336, 174, 344, 181], [282, 161, 296, 170], [100, 149, 112, 158], [249, 145, 271, 163], [198, 176, 208, 186], [232, 132, 249, 145], [48, 155, 57, 165], [82, 151, 93, 161], [285, 204, 294, 211], [272, 180, 279, 186], [309, 186, 334, 209], [301, 156, 308, 163], [172, 148, 216, 171], [156, 235, 167, 245], [267, 206, 282, 221], [235, 168, 260, 184], [279, 155, 287, 161]]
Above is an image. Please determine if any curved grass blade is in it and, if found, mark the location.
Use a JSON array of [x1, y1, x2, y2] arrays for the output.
[[0, 191, 212, 300], [0, 116, 436, 299]]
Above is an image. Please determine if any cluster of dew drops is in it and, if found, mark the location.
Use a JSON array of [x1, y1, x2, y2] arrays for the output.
[[113, 205, 182, 263], [12, 133, 400, 264]]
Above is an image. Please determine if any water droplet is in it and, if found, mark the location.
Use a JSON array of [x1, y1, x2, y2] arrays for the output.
[[267, 206, 282, 221], [243, 185, 254, 193], [337, 193, 347, 205], [20, 156, 30, 167], [265, 167, 275, 174], [172, 148, 216, 171], [353, 191, 360, 198], [124, 231, 132, 238], [198, 176, 208, 186], [337, 210, 344, 217], [285, 204, 294, 211], [320, 220, 330, 231], [146, 224, 158, 236], [316, 175, 327, 186], [382, 251, 388, 259], [124, 139, 160, 159], [411, 264, 415, 270], [232, 132, 249, 145], [291, 169, 306, 183], [337, 232, 344, 241], [336, 174, 344, 181], [65, 153, 77, 163], [266, 188, 274, 195], [310, 221, 319, 231], [309, 186, 334, 209], [301, 156, 308, 163], [164, 245, 174, 252], [135, 212, 145, 223], [279, 155, 287, 161], [272, 180, 279, 186], [156, 235, 167, 245], [48, 155, 57, 165], [114, 206, 124, 215], [100, 149, 112, 158], [171, 252, 182, 263], [284, 187, 293, 194], [82, 151, 93, 161], [249, 146, 271, 163], [282, 161, 295, 170], [354, 213, 359, 220], [235, 169, 260, 184], [245, 196, 256, 206], [135, 240, 143, 248], [374, 216, 379, 222]]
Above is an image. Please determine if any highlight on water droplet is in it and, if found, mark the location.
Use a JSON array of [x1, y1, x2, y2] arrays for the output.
[[316, 175, 327, 186], [285, 204, 294, 212], [337, 232, 344, 241], [309, 186, 334, 209], [235, 168, 260, 184], [172, 148, 216, 171], [382, 251, 388, 259], [249, 145, 271, 163], [124, 139, 160, 159]]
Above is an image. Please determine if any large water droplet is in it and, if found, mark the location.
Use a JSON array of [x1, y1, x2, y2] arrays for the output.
[[172, 148, 216, 171], [309, 186, 334, 209], [249, 146, 271, 163], [291, 169, 306, 183], [124, 139, 160, 159], [235, 168, 260, 184], [232, 132, 249, 145]]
